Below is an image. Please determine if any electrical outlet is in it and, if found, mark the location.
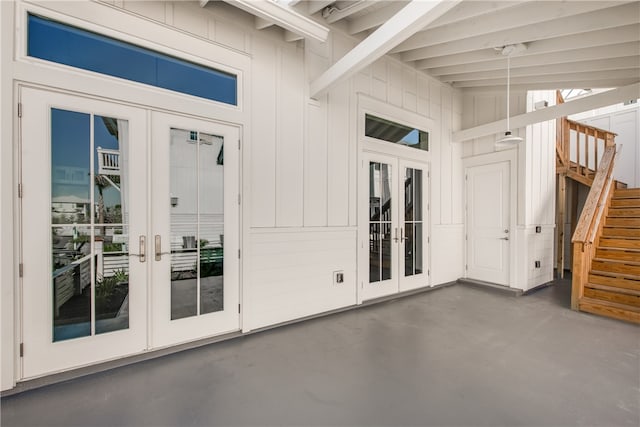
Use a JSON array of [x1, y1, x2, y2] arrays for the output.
[[333, 271, 344, 284], [535, 261, 541, 268]]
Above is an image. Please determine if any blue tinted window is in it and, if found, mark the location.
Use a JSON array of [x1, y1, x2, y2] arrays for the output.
[[28, 14, 237, 105]]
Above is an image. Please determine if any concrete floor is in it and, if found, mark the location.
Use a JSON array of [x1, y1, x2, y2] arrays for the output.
[[2, 279, 639, 426]]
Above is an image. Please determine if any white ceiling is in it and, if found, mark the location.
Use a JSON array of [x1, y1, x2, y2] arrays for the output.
[[223, 0, 640, 93]]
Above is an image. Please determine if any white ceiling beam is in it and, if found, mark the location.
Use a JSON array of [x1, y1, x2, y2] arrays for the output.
[[309, 0, 462, 99], [440, 57, 640, 83], [308, 0, 334, 15], [324, 1, 371, 24], [401, 2, 639, 61], [221, 0, 330, 42], [452, 83, 640, 142], [462, 79, 640, 93], [415, 24, 640, 67], [392, 0, 618, 54], [348, 2, 408, 35], [254, 16, 274, 30], [284, 30, 304, 42], [452, 69, 640, 88], [426, 0, 526, 30]]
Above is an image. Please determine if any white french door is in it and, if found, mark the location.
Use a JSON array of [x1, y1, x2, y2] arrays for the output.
[[20, 87, 148, 378], [465, 161, 511, 285], [150, 112, 240, 348], [361, 152, 429, 302], [20, 88, 241, 378]]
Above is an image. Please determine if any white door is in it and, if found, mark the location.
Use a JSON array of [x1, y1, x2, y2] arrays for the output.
[[20, 87, 148, 378], [466, 161, 510, 285], [150, 112, 240, 348], [361, 153, 430, 301]]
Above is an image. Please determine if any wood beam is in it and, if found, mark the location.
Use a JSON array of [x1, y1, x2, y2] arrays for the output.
[[392, 0, 617, 54], [452, 83, 640, 143], [439, 57, 640, 83], [255, 16, 274, 30], [427, 0, 526, 30], [461, 79, 640, 93], [309, 0, 462, 99], [348, 2, 407, 35], [452, 69, 640, 88], [221, 0, 329, 41], [402, 2, 639, 61], [557, 175, 566, 278], [324, 1, 371, 24]]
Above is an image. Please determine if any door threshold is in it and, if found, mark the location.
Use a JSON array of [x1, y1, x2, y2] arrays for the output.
[[3, 330, 243, 398], [458, 278, 523, 296]]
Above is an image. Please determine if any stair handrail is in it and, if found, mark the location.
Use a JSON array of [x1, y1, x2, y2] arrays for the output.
[[570, 145, 619, 309]]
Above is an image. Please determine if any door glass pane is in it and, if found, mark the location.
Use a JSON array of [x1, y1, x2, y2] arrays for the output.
[[415, 223, 423, 275], [414, 169, 422, 221], [369, 163, 380, 221], [381, 222, 392, 281], [51, 110, 130, 341], [52, 225, 91, 342], [170, 128, 225, 319], [199, 132, 224, 315], [170, 129, 198, 320], [369, 223, 380, 283], [404, 223, 414, 276]]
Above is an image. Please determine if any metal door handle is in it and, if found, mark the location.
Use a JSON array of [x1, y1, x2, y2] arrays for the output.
[[400, 228, 408, 242], [500, 237, 509, 241], [393, 228, 399, 243], [128, 235, 146, 262], [154, 235, 171, 261]]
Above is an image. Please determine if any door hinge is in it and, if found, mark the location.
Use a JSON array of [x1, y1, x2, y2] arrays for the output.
[[465, 264, 468, 270], [17, 103, 22, 118], [238, 139, 241, 150], [428, 269, 430, 276], [238, 194, 241, 205], [465, 174, 468, 181], [238, 304, 241, 313], [19, 263, 23, 278], [427, 237, 430, 244], [18, 183, 23, 198], [19, 343, 24, 357], [238, 249, 241, 259]]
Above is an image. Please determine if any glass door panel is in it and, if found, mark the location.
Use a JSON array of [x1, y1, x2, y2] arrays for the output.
[[151, 112, 239, 348], [21, 88, 147, 379]]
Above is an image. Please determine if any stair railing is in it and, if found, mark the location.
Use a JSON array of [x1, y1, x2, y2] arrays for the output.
[[570, 145, 620, 309]]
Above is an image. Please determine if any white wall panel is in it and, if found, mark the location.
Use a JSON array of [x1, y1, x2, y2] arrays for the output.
[[250, 37, 277, 227], [276, 45, 304, 227], [431, 225, 464, 285], [123, 1, 166, 23], [304, 101, 328, 226], [245, 229, 357, 330], [173, 1, 208, 39], [388, 62, 403, 107], [327, 81, 351, 226]]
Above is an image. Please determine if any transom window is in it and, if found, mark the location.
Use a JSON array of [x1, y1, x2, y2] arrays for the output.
[[27, 14, 237, 105], [365, 114, 429, 151]]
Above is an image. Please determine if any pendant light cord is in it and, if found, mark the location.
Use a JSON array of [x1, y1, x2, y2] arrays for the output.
[[506, 54, 511, 132]]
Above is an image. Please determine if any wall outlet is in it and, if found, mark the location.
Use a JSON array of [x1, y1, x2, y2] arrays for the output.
[[333, 271, 344, 284], [535, 261, 541, 268], [535, 226, 542, 233]]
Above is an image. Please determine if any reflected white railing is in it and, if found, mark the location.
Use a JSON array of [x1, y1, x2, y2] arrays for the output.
[[97, 147, 120, 176]]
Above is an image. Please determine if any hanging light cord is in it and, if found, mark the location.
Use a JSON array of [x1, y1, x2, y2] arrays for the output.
[[506, 54, 511, 132]]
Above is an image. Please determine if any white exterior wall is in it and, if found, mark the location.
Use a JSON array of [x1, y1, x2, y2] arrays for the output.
[[1, 0, 464, 390], [461, 90, 555, 290]]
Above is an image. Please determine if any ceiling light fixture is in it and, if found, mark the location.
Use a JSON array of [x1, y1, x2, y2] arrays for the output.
[[496, 44, 526, 147]]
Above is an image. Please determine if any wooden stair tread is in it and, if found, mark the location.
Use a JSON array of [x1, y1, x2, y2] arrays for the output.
[[579, 298, 640, 323], [607, 207, 640, 217], [593, 257, 640, 266], [590, 269, 640, 281], [585, 282, 640, 297], [613, 189, 640, 199], [589, 273, 640, 292]]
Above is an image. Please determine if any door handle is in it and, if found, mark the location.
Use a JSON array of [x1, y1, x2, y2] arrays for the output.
[[128, 235, 146, 262], [154, 235, 171, 261], [400, 227, 408, 242], [499, 237, 509, 241], [393, 228, 399, 243]]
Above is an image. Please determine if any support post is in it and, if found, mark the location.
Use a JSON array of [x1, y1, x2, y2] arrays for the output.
[[556, 175, 566, 278]]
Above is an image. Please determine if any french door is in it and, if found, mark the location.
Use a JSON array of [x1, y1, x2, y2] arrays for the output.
[[20, 88, 240, 378], [361, 152, 429, 301], [150, 112, 240, 348]]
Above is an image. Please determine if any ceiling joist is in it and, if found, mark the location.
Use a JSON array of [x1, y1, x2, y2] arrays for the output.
[[452, 83, 640, 142]]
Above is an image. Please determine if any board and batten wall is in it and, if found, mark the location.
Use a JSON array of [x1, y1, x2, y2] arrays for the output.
[[97, 1, 464, 330], [462, 90, 556, 290]]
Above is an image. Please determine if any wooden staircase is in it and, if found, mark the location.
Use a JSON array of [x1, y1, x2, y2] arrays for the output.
[[578, 188, 640, 323]]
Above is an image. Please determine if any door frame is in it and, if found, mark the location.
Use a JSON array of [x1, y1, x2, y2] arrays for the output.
[[462, 149, 518, 287]]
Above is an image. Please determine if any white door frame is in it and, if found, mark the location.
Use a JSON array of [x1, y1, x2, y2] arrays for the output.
[[462, 149, 518, 287]]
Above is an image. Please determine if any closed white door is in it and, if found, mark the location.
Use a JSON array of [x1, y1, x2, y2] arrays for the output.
[[20, 87, 148, 378], [466, 161, 510, 285], [150, 112, 240, 348], [361, 153, 430, 301]]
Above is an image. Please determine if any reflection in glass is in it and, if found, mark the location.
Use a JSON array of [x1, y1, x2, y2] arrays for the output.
[[403, 168, 424, 277], [95, 226, 130, 334], [170, 128, 225, 319], [51, 109, 130, 341], [369, 162, 392, 283], [52, 226, 91, 342], [51, 109, 90, 225]]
